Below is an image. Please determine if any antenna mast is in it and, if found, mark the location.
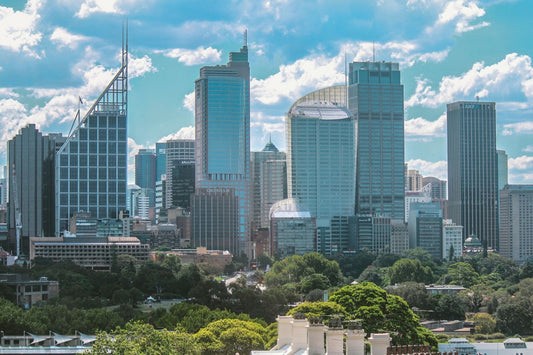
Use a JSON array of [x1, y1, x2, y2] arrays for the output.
[[372, 41, 375, 62], [244, 29, 247, 47]]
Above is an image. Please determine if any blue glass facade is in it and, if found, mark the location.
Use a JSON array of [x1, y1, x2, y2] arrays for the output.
[[55, 50, 128, 235], [194, 44, 250, 255], [135, 149, 156, 206], [349, 61, 405, 221]]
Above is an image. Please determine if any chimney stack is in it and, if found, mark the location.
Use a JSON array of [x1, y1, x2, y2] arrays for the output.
[[307, 316, 325, 355], [369, 333, 392, 355], [326, 317, 344, 355], [345, 320, 365, 355]]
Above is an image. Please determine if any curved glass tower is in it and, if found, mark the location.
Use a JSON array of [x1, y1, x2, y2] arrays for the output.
[[55, 39, 128, 235], [287, 87, 356, 254]]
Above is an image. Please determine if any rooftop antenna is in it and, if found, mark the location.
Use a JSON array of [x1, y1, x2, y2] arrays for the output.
[[244, 29, 247, 47], [269, 132, 272, 144], [372, 41, 375, 62]]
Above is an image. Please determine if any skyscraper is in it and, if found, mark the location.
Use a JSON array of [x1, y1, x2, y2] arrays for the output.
[[499, 185, 533, 261], [8, 125, 64, 254], [251, 139, 287, 230], [287, 88, 356, 254], [348, 61, 405, 220], [165, 139, 195, 209], [447, 101, 498, 250], [135, 149, 156, 206], [155, 142, 167, 183], [194, 40, 250, 255], [55, 39, 128, 235], [497, 149, 508, 190]]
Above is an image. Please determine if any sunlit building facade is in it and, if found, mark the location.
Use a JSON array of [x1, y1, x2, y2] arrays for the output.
[[55, 44, 128, 235]]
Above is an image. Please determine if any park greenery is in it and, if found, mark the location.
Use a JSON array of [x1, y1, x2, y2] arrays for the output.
[[1, 249, 533, 353]]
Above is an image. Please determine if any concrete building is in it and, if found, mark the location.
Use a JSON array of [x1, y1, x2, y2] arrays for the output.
[[422, 176, 447, 201], [287, 89, 356, 254], [155, 141, 167, 183], [30, 236, 148, 271], [0, 274, 59, 309], [443, 219, 463, 261], [251, 139, 287, 231], [348, 61, 405, 221], [439, 337, 533, 355], [8, 125, 65, 255], [406, 169, 423, 192], [194, 41, 250, 256], [269, 198, 316, 258], [404, 190, 432, 223], [408, 202, 443, 259], [151, 247, 232, 267], [499, 185, 533, 261], [150, 223, 180, 249], [390, 220, 409, 255], [447, 101, 498, 250], [55, 41, 128, 235]]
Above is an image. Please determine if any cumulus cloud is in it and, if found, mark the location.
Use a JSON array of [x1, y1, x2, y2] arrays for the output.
[[250, 112, 285, 133], [406, 159, 448, 180], [128, 54, 157, 79], [502, 121, 533, 136], [405, 113, 446, 138], [158, 126, 195, 142], [435, 0, 489, 33], [50, 27, 88, 49], [76, 0, 122, 18], [0, 0, 43, 57], [406, 53, 533, 108], [508, 155, 533, 170], [158, 46, 222, 66], [183, 92, 195, 113]]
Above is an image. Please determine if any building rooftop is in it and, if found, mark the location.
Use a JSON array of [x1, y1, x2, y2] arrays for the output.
[[289, 101, 351, 120], [270, 198, 312, 219]]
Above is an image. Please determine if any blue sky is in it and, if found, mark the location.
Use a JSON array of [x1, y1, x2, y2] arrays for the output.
[[1, 0, 533, 184]]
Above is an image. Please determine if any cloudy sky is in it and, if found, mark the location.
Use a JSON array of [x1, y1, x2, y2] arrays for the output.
[[1, 0, 532, 184]]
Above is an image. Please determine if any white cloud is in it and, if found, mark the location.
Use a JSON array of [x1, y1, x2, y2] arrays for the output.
[[50, 27, 88, 49], [508, 155, 533, 170], [158, 46, 222, 66], [250, 112, 285, 133], [0, 0, 43, 57], [502, 121, 533, 136], [76, 0, 123, 18], [406, 159, 448, 180], [405, 113, 446, 138], [406, 53, 533, 108], [183, 92, 194, 113], [436, 0, 488, 33], [128, 54, 157, 79], [158, 126, 195, 142]]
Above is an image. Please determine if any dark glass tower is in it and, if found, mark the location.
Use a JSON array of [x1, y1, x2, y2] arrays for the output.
[[348, 61, 405, 220], [194, 41, 250, 255], [135, 149, 156, 206], [55, 40, 128, 235], [447, 101, 498, 250]]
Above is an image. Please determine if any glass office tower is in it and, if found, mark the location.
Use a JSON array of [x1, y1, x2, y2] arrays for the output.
[[348, 61, 405, 221], [287, 88, 356, 254], [55, 43, 128, 235], [194, 42, 250, 255], [447, 101, 498, 250]]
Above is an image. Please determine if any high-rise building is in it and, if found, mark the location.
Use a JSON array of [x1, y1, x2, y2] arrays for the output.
[[287, 90, 356, 254], [499, 185, 533, 261], [497, 150, 508, 190], [194, 41, 250, 255], [155, 142, 167, 183], [348, 61, 405, 220], [135, 149, 156, 206], [251, 139, 287, 230], [406, 169, 423, 192], [443, 219, 463, 261], [55, 41, 128, 235], [447, 101, 498, 250], [422, 176, 447, 200], [408, 202, 443, 259], [165, 139, 195, 209], [8, 125, 64, 254]]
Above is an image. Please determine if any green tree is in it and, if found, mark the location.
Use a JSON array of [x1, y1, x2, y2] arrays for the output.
[[87, 321, 200, 355], [470, 313, 496, 334], [287, 301, 347, 318], [329, 282, 437, 346], [433, 294, 466, 320], [441, 262, 480, 287], [388, 259, 434, 284], [201, 318, 270, 354], [300, 273, 330, 294], [496, 301, 533, 335], [387, 282, 433, 310]]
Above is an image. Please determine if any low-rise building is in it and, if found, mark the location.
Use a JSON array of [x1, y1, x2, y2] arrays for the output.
[[149, 247, 232, 267], [29, 236, 149, 271], [439, 337, 533, 355], [0, 273, 59, 309]]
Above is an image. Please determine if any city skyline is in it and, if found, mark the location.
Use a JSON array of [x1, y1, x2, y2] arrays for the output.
[[1, 1, 533, 184]]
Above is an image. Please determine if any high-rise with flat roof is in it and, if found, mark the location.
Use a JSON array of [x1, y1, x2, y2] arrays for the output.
[[194, 41, 250, 255], [55, 40, 128, 235], [135, 149, 156, 206], [499, 185, 533, 261], [165, 139, 195, 209], [447, 101, 498, 250], [348, 61, 405, 221]]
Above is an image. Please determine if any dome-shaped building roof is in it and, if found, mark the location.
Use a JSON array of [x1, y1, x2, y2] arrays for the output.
[[269, 198, 311, 219]]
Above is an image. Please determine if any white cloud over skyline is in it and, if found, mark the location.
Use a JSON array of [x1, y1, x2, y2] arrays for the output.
[[0, 0, 43, 57], [158, 46, 222, 66]]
